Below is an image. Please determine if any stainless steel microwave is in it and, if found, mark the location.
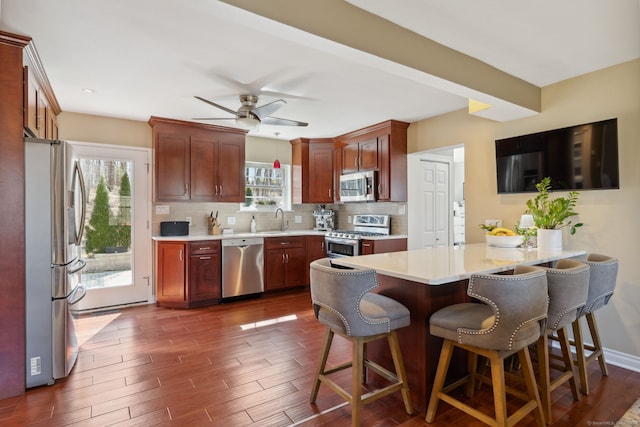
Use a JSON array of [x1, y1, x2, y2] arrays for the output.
[[339, 170, 376, 202]]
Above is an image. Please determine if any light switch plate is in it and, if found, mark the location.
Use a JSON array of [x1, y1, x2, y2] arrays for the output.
[[294, 215, 302, 223], [227, 216, 236, 225]]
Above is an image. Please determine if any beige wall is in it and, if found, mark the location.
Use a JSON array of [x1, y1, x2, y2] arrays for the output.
[[58, 112, 152, 147], [408, 59, 640, 360]]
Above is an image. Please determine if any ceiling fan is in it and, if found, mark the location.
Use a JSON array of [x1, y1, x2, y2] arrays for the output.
[[194, 94, 308, 130]]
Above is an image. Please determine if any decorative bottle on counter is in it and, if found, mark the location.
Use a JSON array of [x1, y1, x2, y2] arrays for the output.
[[250, 216, 256, 233]]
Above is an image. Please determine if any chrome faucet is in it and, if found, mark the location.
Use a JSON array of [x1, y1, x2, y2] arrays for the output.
[[275, 208, 289, 232]]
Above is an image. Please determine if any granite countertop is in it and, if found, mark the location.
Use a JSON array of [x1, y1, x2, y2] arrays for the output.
[[331, 243, 586, 285]]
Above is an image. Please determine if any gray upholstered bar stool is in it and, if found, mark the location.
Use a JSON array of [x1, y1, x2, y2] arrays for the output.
[[425, 266, 548, 427], [571, 254, 618, 395], [309, 258, 414, 427], [537, 258, 590, 424]]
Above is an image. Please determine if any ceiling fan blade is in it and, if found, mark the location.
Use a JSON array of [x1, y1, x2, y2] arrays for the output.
[[192, 117, 236, 121], [251, 99, 286, 120], [194, 96, 238, 116], [261, 116, 309, 127]]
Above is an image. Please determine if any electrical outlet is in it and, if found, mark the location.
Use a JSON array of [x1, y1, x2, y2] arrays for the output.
[[30, 356, 41, 376], [227, 216, 236, 225], [294, 215, 302, 223], [186, 216, 192, 225], [155, 205, 170, 215]]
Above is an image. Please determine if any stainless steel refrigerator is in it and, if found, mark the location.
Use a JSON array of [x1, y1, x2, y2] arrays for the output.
[[25, 137, 87, 388]]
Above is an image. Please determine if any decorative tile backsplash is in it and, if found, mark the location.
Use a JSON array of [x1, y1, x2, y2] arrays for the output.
[[152, 202, 408, 236]]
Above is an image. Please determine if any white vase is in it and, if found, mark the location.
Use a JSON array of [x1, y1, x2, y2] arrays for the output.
[[537, 229, 562, 251]]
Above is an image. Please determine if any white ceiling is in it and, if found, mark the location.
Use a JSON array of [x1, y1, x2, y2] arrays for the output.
[[1, 0, 639, 140]]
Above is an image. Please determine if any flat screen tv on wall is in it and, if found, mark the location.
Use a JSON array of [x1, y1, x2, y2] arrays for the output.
[[495, 118, 619, 194]]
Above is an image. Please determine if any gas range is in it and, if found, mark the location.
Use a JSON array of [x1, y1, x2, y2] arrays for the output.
[[325, 214, 391, 257]]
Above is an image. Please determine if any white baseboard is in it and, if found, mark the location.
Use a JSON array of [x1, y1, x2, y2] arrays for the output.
[[550, 340, 640, 373], [604, 347, 640, 373]]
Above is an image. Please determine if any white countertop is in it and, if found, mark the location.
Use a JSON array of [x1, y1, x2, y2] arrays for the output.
[[152, 230, 408, 242], [331, 243, 586, 285]]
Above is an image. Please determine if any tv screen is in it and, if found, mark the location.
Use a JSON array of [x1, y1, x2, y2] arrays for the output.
[[495, 118, 619, 193]]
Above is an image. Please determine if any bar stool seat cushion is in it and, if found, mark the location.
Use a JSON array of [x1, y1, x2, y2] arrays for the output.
[[430, 302, 541, 354], [317, 292, 410, 337]]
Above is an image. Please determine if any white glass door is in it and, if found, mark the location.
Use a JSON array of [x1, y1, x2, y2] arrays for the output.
[[71, 142, 152, 311]]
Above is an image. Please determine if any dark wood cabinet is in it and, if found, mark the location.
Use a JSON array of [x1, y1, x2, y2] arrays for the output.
[[150, 117, 246, 202], [188, 241, 221, 305], [360, 238, 407, 255], [156, 241, 187, 305], [264, 236, 306, 291], [156, 240, 221, 308], [291, 138, 334, 203], [341, 137, 379, 174], [336, 120, 408, 202], [305, 235, 327, 285]]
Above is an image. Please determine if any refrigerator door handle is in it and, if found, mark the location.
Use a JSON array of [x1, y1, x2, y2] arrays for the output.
[[68, 258, 86, 275], [73, 161, 87, 246], [68, 284, 87, 306]]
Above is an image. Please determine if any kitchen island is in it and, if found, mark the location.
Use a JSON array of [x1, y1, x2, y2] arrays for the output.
[[331, 243, 586, 410]]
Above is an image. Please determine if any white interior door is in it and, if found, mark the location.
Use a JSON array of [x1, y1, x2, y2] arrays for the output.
[[71, 142, 152, 311], [408, 154, 452, 249]]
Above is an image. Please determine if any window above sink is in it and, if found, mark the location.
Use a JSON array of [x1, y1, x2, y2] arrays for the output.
[[240, 162, 291, 212]]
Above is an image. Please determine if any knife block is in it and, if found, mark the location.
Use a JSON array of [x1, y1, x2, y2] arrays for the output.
[[208, 218, 220, 235]]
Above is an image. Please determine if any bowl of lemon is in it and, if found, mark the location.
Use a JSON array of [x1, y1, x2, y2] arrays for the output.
[[483, 227, 524, 248]]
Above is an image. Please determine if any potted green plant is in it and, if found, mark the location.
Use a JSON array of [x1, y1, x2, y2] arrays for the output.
[[525, 177, 583, 250]]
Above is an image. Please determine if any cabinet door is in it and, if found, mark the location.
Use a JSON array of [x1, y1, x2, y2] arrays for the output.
[[358, 138, 379, 171], [305, 235, 326, 285], [189, 253, 221, 304], [190, 136, 217, 201], [155, 133, 190, 201], [157, 242, 187, 303], [217, 134, 245, 202], [308, 144, 334, 203], [265, 249, 286, 291], [341, 142, 359, 174], [377, 134, 391, 201], [285, 247, 307, 287], [361, 238, 407, 255]]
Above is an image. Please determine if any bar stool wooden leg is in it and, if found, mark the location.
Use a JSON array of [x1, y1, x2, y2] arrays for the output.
[[572, 319, 589, 395], [351, 337, 364, 427], [425, 340, 454, 423], [387, 330, 414, 415], [488, 352, 508, 426], [310, 328, 334, 403], [587, 312, 609, 376]]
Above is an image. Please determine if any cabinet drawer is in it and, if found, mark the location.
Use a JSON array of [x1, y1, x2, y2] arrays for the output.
[[190, 240, 220, 255], [264, 236, 305, 250]]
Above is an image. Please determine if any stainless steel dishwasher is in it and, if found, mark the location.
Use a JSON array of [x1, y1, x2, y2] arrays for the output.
[[221, 237, 264, 299]]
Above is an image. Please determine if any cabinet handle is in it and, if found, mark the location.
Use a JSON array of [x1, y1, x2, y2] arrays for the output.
[[179, 249, 183, 261], [198, 247, 211, 251], [184, 184, 188, 196], [219, 185, 222, 196], [280, 242, 290, 245], [286, 253, 289, 263], [328, 188, 331, 198], [362, 243, 372, 247], [199, 256, 211, 260], [281, 253, 286, 263], [354, 156, 359, 169], [378, 184, 382, 195], [321, 242, 325, 250]]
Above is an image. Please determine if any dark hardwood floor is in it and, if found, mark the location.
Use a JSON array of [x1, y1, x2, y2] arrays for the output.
[[1, 289, 639, 426]]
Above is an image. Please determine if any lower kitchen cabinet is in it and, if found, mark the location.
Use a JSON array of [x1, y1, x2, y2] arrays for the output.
[[360, 238, 407, 255], [305, 235, 327, 284], [156, 240, 221, 308], [264, 236, 306, 291]]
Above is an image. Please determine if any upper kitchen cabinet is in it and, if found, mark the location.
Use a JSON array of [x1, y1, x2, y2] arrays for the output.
[[22, 42, 60, 139], [150, 117, 246, 202], [291, 138, 335, 204], [336, 120, 409, 202]]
